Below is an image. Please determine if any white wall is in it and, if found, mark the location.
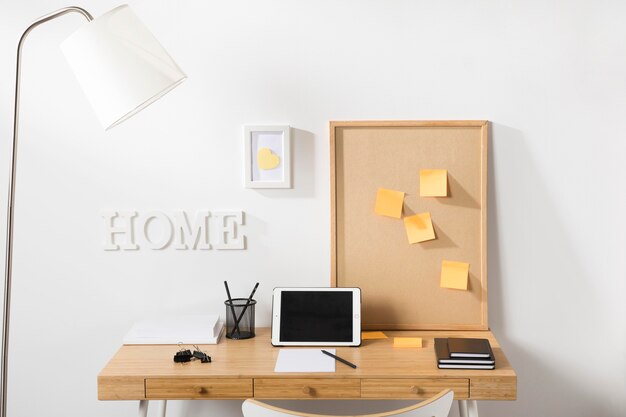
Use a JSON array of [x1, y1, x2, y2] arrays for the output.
[[1, 1, 625, 416]]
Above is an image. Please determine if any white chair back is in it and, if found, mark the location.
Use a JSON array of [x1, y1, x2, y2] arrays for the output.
[[242, 389, 454, 417]]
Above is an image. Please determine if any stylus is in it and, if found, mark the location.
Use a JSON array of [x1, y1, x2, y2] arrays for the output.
[[321, 349, 357, 369], [223, 281, 241, 336], [230, 282, 259, 338]]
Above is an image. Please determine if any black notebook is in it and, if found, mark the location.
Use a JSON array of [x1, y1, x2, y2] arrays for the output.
[[435, 338, 495, 369], [437, 363, 496, 370], [447, 337, 493, 358]]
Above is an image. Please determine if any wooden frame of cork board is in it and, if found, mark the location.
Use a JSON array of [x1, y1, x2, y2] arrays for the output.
[[330, 121, 488, 330]]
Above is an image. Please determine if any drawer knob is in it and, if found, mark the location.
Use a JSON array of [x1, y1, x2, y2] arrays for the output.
[[194, 386, 207, 394], [409, 385, 420, 394], [302, 386, 312, 395]]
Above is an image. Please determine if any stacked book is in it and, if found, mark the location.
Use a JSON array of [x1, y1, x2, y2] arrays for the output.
[[123, 315, 224, 345], [435, 338, 495, 370]]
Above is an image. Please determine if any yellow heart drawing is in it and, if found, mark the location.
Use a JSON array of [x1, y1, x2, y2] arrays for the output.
[[257, 148, 281, 170]]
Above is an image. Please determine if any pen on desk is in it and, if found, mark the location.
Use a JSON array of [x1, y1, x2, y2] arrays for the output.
[[321, 349, 357, 369]]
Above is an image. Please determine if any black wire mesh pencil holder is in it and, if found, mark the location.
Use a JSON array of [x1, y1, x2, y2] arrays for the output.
[[224, 298, 256, 339]]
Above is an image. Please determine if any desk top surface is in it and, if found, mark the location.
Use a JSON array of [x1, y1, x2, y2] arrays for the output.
[[99, 328, 515, 380]]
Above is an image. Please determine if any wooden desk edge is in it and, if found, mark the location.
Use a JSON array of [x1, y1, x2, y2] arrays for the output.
[[469, 374, 517, 400], [98, 375, 145, 400], [98, 374, 517, 401]]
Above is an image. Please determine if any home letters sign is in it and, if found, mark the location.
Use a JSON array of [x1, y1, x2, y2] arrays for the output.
[[101, 210, 246, 250]]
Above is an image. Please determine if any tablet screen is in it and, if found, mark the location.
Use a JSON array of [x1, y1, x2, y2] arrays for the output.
[[279, 291, 353, 342]]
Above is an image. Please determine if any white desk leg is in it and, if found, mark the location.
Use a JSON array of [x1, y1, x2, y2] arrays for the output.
[[458, 400, 468, 417], [138, 400, 149, 417], [458, 400, 479, 417], [157, 400, 168, 417], [466, 400, 479, 417]]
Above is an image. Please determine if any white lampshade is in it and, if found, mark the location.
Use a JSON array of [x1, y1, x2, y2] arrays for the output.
[[60, 5, 186, 130]]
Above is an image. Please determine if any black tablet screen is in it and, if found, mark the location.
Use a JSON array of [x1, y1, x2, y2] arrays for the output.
[[280, 291, 353, 342]]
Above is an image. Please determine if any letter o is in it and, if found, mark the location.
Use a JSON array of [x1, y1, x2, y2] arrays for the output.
[[142, 211, 174, 250]]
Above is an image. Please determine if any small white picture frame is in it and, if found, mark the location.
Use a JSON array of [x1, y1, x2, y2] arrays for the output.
[[244, 125, 291, 189]]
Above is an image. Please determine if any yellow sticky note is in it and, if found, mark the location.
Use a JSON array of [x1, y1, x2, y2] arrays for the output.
[[374, 188, 405, 218], [393, 337, 423, 348], [403, 212, 436, 244], [362, 331, 388, 340], [420, 169, 448, 197], [440, 260, 470, 290]]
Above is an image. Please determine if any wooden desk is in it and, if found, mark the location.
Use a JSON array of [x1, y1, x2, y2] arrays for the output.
[[98, 328, 516, 417]]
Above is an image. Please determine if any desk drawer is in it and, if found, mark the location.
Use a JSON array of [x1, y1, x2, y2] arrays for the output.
[[146, 378, 252, 399], [361, 378, 469, 399], [255, 378, 360, 399]]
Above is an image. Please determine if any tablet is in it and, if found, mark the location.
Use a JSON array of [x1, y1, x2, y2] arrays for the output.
[[271, 287, 361, 346]]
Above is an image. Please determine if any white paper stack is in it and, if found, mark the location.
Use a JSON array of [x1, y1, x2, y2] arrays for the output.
[[123, 315, 224, 345], [274, 349, 336, 372]]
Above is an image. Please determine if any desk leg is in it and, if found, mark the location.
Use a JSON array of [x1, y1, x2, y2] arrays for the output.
[[458, 400, 479, 417], [138, 400, 148, 417], [157, 400, 168, 417], [467, 400, 479, 417]]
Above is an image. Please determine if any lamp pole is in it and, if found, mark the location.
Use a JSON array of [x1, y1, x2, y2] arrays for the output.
[[3, 6, 185, 415], [2, 8, 94, 417]]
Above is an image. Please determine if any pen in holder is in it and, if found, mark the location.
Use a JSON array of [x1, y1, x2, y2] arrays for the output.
[[224, 298, 256, 339]]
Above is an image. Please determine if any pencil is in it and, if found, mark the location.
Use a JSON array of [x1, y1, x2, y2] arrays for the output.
[[230, 282, 259, 337], [223, 281, 241, 336], [321, 349, 357, 369]]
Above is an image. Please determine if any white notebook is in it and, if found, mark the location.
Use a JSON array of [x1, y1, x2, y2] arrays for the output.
[[123, 315, 223, 345], [274, 349, 336, 373]]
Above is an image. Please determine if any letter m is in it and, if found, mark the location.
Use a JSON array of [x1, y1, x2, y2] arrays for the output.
[[173, 211, 211, 250]]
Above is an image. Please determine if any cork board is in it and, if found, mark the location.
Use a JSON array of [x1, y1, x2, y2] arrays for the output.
[[330, 121, 488, 330]]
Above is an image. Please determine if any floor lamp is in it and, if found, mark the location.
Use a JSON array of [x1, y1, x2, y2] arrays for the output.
[[2, 5, 186, 416]]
